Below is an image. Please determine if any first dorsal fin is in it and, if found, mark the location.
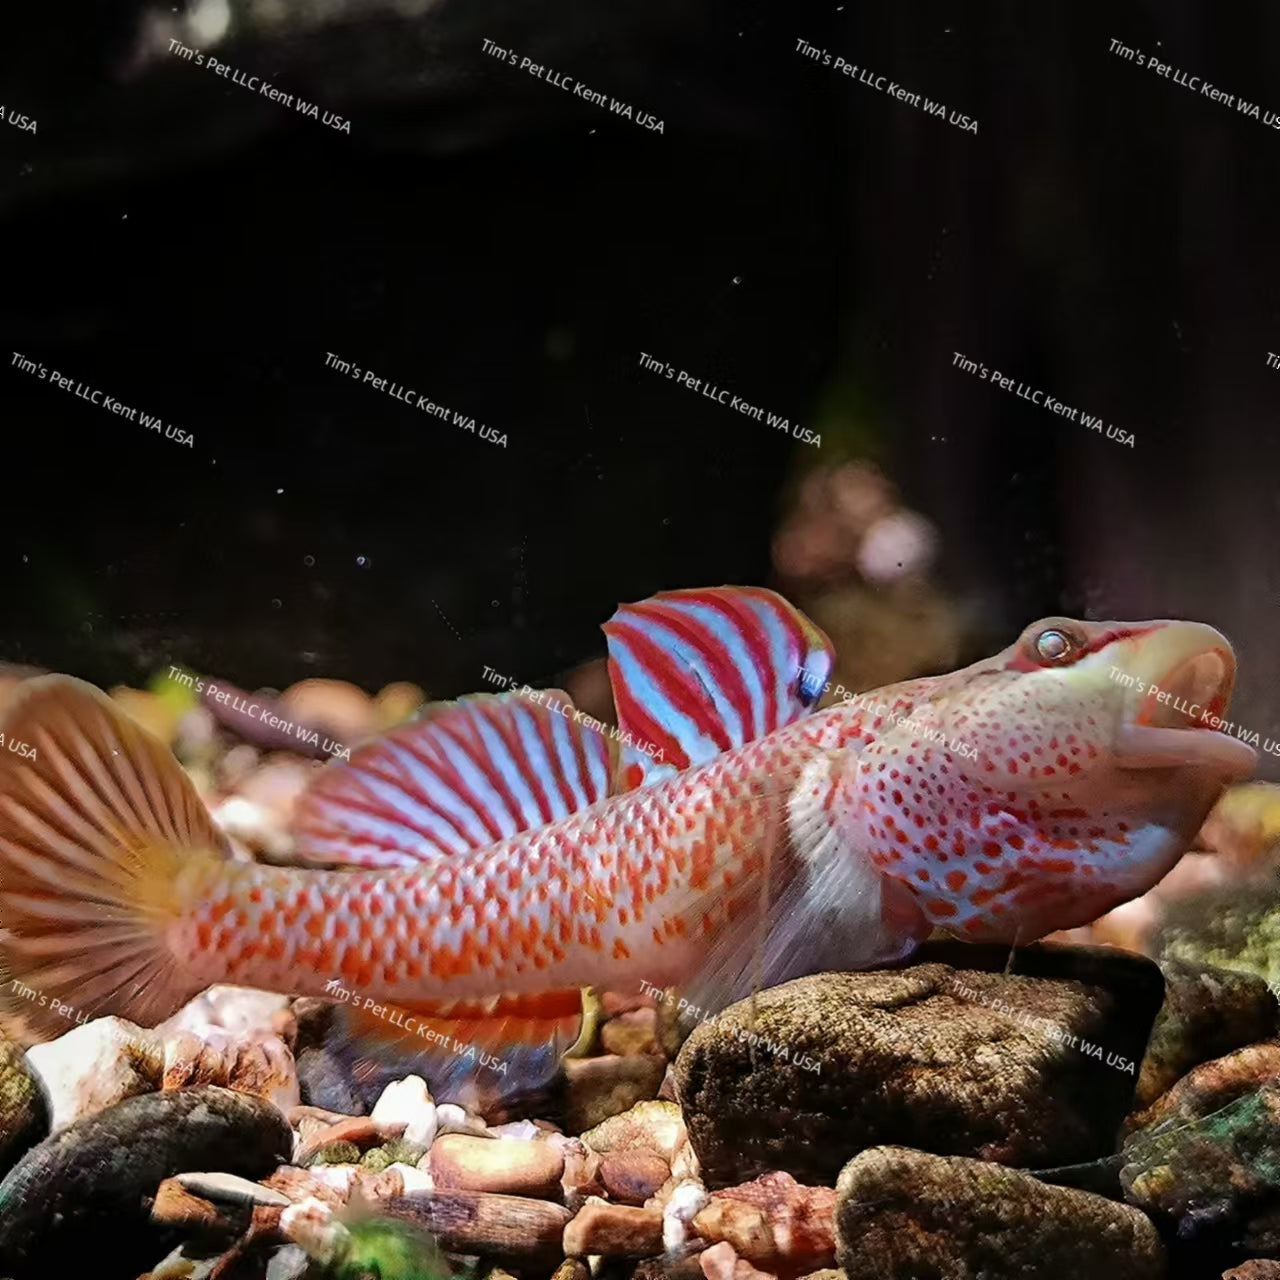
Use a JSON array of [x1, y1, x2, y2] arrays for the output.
[[603, 586, 835, 783], [291, 690, 619, 868]]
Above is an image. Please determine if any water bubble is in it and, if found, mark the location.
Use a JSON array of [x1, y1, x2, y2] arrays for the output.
[[491, 600, 500, 607], [356, 555, 369, 567], [271, 598, 282, 609], [732, 276, 742, 285], [303, 555, 315, 567], [276, 488, 284, 495]]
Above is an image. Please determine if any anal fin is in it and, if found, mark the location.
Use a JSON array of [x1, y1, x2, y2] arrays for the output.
[[328, 989, 585, 1117]]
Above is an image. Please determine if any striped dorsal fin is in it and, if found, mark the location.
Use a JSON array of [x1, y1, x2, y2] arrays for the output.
[[291, 690, 618, 868], [603, 586, 835, 785]]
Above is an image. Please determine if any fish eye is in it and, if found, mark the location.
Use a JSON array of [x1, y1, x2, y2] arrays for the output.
[[1034, 627, 1075, 664]]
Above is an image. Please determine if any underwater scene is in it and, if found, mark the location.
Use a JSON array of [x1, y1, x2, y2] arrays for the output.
[[3, 2, 1280, 1277]]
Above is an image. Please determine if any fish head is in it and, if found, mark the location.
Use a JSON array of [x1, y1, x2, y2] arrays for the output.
[[855, 616, 1257, 942]]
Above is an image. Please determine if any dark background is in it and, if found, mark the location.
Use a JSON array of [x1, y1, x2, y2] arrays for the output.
[[0, 0, 1276, 746]]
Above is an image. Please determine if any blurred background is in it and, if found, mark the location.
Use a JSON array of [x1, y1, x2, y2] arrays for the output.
[[0, 0, 1277, 769]]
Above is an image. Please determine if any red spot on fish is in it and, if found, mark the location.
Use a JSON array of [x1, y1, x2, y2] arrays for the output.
[[928, 899, 958, 918], [945, 870, 968, 892]]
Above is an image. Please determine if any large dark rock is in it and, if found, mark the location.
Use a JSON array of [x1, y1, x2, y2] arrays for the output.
[[675, 946, 1163, 1187], [834, 1146, 1165, 1280], [0, 1084, 293, 1280]]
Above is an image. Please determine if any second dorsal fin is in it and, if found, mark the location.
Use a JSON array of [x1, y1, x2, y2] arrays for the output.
[[603, 586, 835, 780], [291, 689, 619, 868]]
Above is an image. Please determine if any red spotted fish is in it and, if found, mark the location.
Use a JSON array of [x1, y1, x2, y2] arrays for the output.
[[0, 587, 1257, 1096]]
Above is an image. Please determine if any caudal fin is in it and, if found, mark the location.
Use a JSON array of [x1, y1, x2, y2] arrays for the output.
[[0, 676, 229, 1043]]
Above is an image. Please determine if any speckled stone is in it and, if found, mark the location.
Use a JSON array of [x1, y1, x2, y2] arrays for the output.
[[835, 1146, 1165, 1280], [676, 953, 1160, 1187]]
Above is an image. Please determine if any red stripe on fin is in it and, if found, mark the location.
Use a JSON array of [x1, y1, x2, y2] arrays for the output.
[[292, 690, 619, 868], [603, 586, 835, 782]]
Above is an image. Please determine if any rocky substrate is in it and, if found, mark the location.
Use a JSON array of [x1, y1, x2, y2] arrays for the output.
[[1, 945, 1280, 1279]]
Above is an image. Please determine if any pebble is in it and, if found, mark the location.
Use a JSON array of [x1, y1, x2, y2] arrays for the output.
[[834, 1146, 1165, 1280], [600, 1149, 671, 1204], [563, 1056, 668, 1135], [695, 1172, 836, 1274], [265, 1243, 312, 1280], [555, 1135, 606, 1210], [583, 1098, 686, 1162], [428, 1132, 565, 1197], [664, 1179, 711, 1253], [176, 1170, 292, 1207], [698, 1240, 778, 1280], [437, 1101, 490, 1136], [279, 678, 376, 743], [562, 1197, 665, 1258], [370, 1075, 437, 1155], [24, 1017, 163, 1131]]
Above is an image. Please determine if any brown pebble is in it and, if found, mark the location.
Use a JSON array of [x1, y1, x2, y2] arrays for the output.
[[1226, 1264, 1280, 1279], [565, 1054, 667, 1133], [695, 1200, 775, 1264], [551, 1261, 591, 1280], [601, 1009, 663, 1057], [295, 1116, 395, 1166], [430, 1134, 565, 1198], [563, 1197, 664, 1258], [559, 1137, 606, 1211], [635, 1255, 709, 1280], [699, 1240, 779, 1280], [262, 1165, 351, 1208], [601, 1150, 672, 1205]]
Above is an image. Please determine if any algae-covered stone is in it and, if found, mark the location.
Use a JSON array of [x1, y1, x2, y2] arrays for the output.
[[1121, 1077, 1280, 1253], [835, 1146, 1165, 1280], [1155, 883, 1280, 989], [1135, 959, 1279, 1109], [0, 1037, 45, 1178], [0, 1085, 292, 1280], [676, 951, 1160, 1187], [309, 1139, 361, 1166]]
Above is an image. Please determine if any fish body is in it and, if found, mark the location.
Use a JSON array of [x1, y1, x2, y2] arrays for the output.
[[0, 589, 1257, 1072]]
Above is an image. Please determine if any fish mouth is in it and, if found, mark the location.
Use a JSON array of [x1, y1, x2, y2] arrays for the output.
[[1113, 633, 1257, 778]]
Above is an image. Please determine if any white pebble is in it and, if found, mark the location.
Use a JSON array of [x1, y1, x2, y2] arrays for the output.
[[663, 1179, 710, 1254]]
